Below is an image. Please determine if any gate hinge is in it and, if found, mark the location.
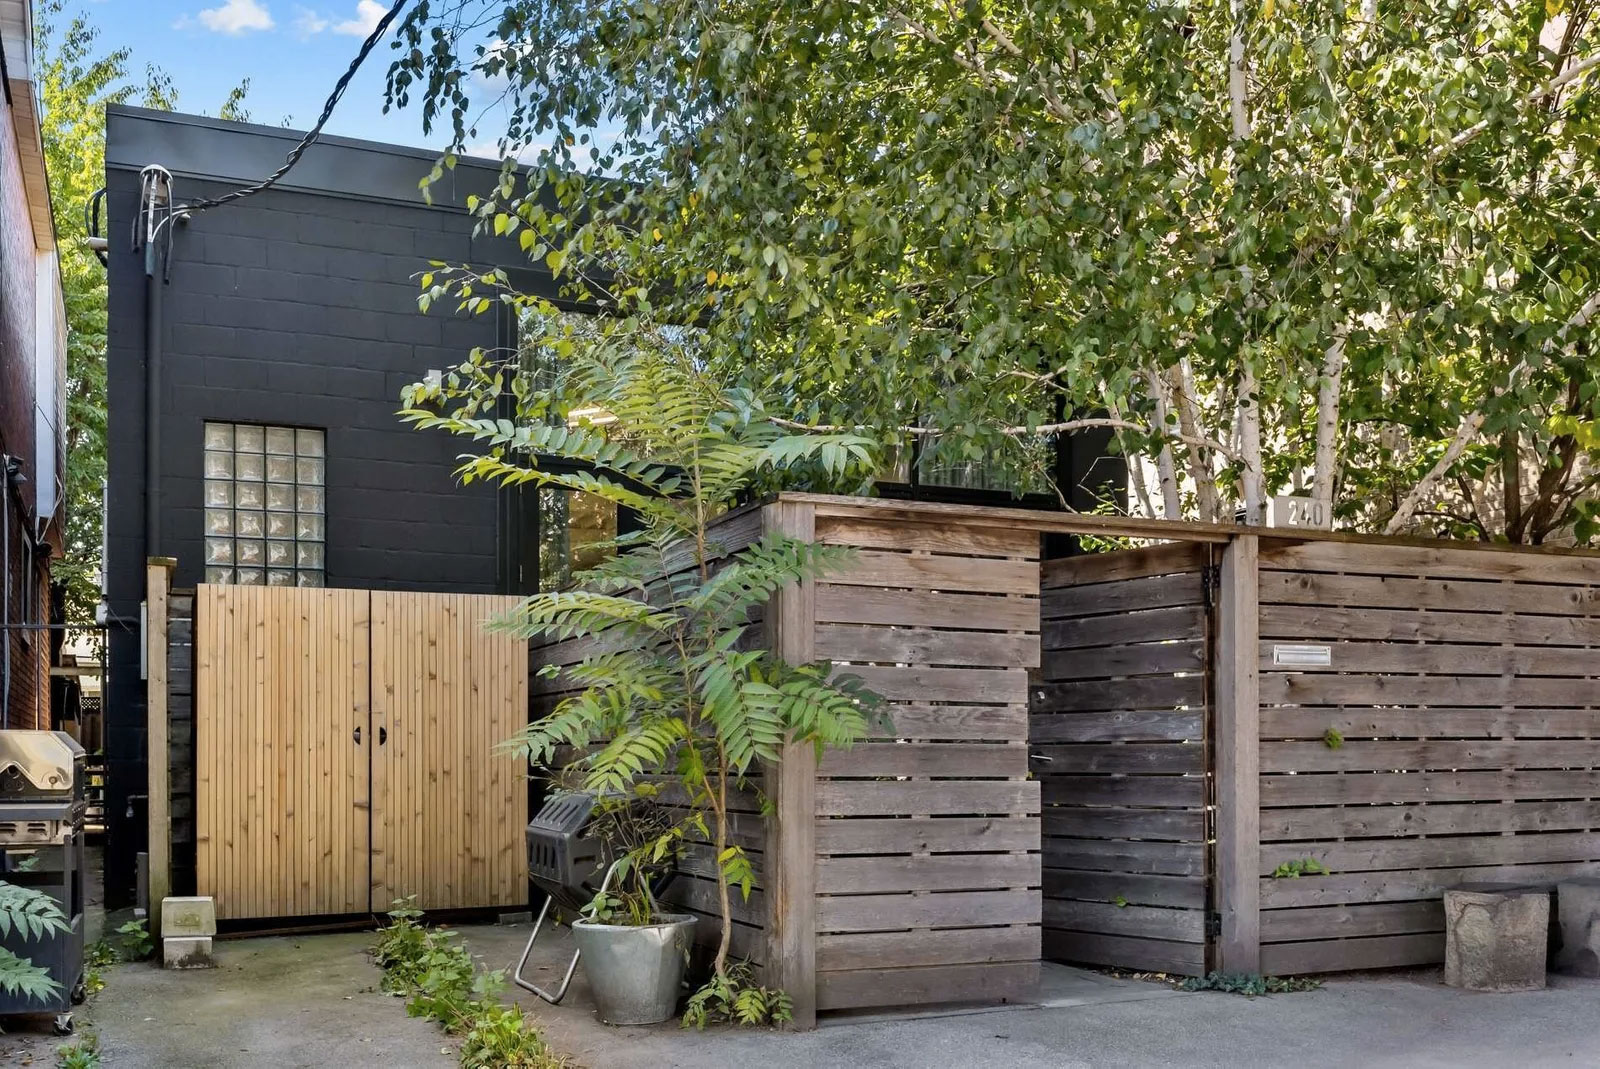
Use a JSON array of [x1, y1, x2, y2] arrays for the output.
[[1200, 562, 1224, 607], [1205, 912, 1223, 939]]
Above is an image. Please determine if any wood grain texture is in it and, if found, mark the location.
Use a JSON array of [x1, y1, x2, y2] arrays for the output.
[[803, 506, 1041, 1012], [815, 961, 1040, 1011], [1035, 547, 1213, 977], [1215, 535, 1261, 974], [1041, 543, 1206, 586], [369, 592, 528, 912], [146, 563, 173, 933], [761, 501, 819, 1028], [1256, 537, 1600, 973], [195, 586, 371, 921], [195, 587, 524, 921]]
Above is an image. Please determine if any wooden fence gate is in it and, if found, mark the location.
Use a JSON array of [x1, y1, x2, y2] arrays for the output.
[[194, 586, 528, 921], [1035, 543, 1217, 976]]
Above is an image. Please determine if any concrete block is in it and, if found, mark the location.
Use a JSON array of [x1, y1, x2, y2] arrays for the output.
[[161, 897, 217, 938], [1554, 878, 1600, 977], [1444, 887, 1549, 991], [163, 936, 215, 970]]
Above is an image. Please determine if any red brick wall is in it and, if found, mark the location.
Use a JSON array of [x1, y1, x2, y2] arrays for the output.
[[2, 85, 47, 729]]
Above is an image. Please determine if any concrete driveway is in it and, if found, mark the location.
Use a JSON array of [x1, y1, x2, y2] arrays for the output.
[[458, 920, 1600, 1069], [4, 919, 1597, 1068]]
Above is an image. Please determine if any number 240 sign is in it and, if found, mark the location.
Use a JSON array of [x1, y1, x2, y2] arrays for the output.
[[1270, 495, 1331, 530]]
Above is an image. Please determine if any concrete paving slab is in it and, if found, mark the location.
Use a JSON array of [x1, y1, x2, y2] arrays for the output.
[[5, 911, 1598, 1068], [78, 932, 452, 1069], [458, 920, 1600, 1069]]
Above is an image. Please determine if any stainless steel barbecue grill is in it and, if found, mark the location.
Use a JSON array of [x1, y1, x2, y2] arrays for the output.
[[512, 790, 674, 1004], [0, 731, 88, 1034]]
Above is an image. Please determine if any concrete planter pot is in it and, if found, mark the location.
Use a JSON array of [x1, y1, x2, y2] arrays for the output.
[[571, 914, 696, 1025]]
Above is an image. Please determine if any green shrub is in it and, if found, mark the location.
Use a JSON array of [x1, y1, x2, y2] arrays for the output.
[[56, 1032, 101, 1069], [1180, 972, 1321, 995], [0, 881, 71, 1000], [460, 1000, 568, 1068], [372, 902, 566, 1068], [682, 961, 792, 1029], [114, 919, 153, 961]]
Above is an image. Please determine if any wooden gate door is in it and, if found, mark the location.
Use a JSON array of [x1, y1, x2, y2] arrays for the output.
[[1032, 543, 1217, 976], [370, 592, 529, 911], [196, 587, 528, 920], [195, 586, 372, 921]]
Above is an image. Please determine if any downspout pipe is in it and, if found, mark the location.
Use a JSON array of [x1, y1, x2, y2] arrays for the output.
[[136, 165, 172, 560], [145, 240, 162, 557]]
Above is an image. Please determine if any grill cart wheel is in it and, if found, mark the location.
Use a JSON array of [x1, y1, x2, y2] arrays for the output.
[[70, 980, 87, 1005], [53, 1013, 73, 1036]]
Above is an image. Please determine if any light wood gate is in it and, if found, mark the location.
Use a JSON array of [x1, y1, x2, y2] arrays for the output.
[[195, 586, 528, 921]]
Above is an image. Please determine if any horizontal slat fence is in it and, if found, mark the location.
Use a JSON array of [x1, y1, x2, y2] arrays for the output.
[[810, 503, 1042, 1011], [1256, 538, 1600, 974], [1034, 543, 1213, 976], [529, 506, 769, 966]]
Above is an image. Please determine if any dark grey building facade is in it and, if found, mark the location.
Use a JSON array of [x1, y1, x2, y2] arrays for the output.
[[103, 106, 546, 905]]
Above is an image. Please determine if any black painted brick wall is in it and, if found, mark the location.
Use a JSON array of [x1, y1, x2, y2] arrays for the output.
[[104, 170, 506, 906]]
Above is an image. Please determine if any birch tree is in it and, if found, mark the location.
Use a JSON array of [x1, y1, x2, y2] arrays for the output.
[[387, 0, 1600, 541]]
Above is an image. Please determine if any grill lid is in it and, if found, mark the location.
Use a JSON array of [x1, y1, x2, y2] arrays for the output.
[[0, 731, 85, 796]]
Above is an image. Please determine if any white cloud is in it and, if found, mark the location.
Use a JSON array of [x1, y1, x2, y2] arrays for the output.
[[332, 0, 386, 36], [189, 0, 275, 34], [292, 6, 329, 35]]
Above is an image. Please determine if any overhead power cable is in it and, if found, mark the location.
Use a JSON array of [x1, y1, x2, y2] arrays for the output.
[[172, 0, 412, 219]]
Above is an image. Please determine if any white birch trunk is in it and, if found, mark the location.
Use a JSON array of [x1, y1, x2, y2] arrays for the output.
[[1310, 327, 1347, 510], [1145, 368, 1183, 519], [1229, 0, 1252, 140], [1239, 364, 1265, 524], [1167, 362, 1221, 522]]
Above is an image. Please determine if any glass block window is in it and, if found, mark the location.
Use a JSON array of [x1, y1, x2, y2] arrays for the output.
[[203, 423, 326, 588]]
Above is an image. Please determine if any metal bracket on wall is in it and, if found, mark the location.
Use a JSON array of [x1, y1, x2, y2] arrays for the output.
[[1200, 562, 1224, 607]]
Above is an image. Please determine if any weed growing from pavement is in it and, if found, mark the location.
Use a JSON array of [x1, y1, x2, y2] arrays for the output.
[[1179, 972, 1322, 996], [55, 1031, 101, 1068], [372, 899, 570, 1068]]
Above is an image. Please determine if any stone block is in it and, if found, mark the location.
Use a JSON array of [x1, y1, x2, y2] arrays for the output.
[[1444, 887, 1549, 992], [163, 936, 215, 970], [1554, 878, 1600, 977], [161, 896, 217, 938]]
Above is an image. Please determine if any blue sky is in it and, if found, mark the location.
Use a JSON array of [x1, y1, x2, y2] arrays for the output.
[[72, 0, 497, 155]]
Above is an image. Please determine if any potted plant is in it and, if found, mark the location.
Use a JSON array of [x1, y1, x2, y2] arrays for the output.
[[403, 320, 882, 1025], [564, 798, 693, 1026], [569, 853, 693, 1025]]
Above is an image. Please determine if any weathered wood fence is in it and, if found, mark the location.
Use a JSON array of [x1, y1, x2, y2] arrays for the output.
[[531, 498, 1042, 1028], [533, 494, 1600, 1020], [1035, 543, 1214, 976], [1253, 537, 1600, 974], [1033, 526, 1600, 978], [140, 491, 1600, 1015]]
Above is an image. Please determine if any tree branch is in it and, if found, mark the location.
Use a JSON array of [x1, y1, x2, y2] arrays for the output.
[[1384, 289, 1600, 535]]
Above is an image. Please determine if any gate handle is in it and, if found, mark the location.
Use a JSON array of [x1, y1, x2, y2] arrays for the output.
[[353, 725, 361, 744], [378, 726, 387, 746]]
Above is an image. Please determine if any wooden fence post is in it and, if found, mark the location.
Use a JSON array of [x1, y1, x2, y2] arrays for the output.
[[146, 558, 176, 936], [762, 502, 818, 1029], [1215, 535, 1260, 973]]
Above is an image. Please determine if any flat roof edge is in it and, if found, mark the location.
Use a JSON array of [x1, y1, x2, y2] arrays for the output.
[[104, 104, 509, 208]]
